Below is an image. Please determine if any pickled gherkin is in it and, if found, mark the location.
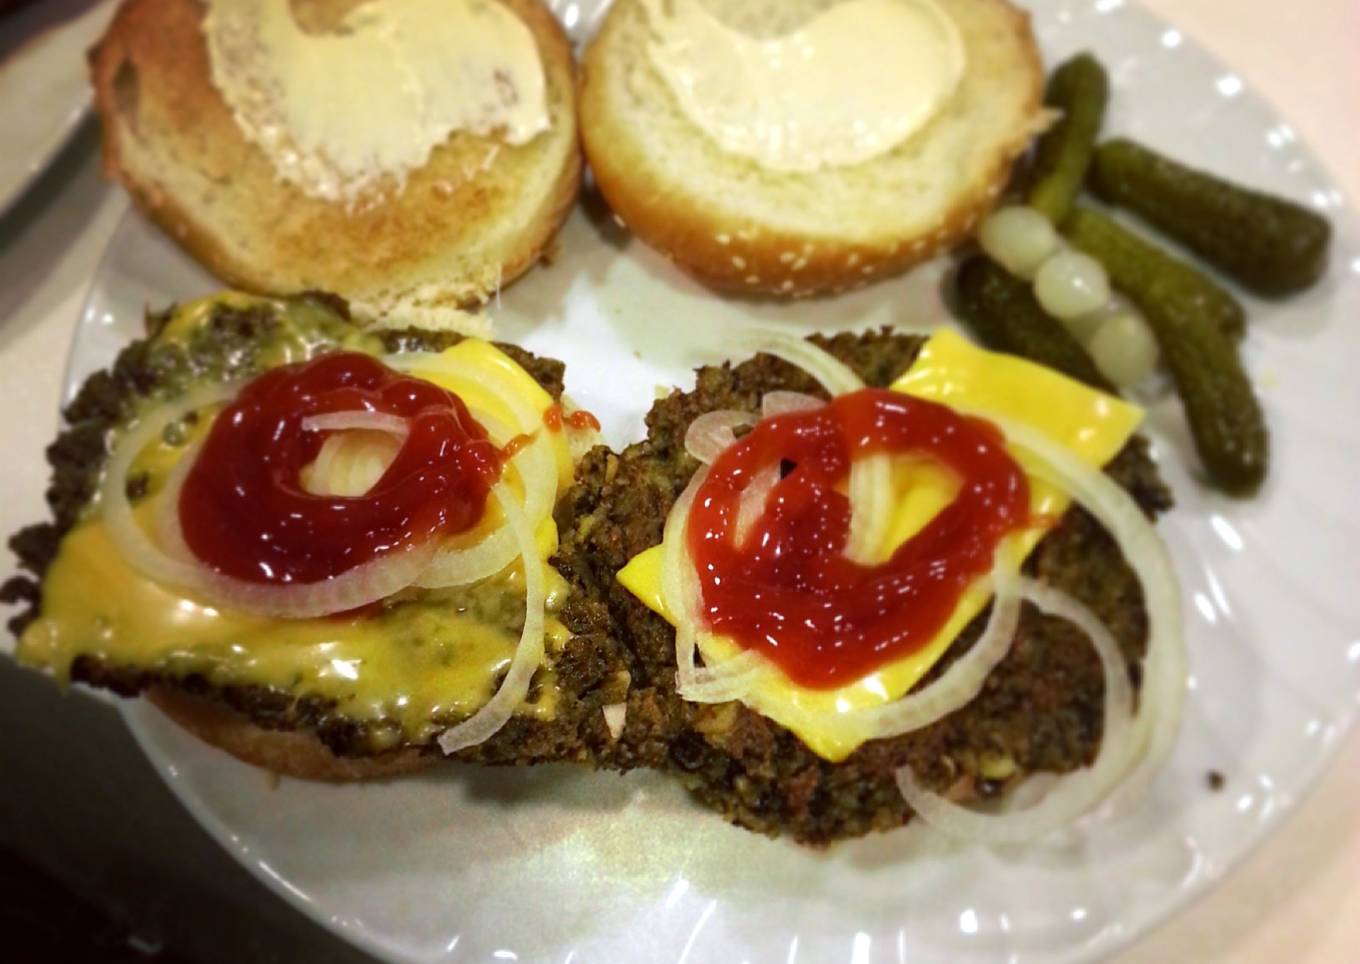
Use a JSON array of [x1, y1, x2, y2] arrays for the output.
[[1026, 53, 1109, 223], [954, 256, 1114, 393], [1091, 138, 1331, 296], [1060, 205, 1245, 341], [1063, 206, 1268, 493]]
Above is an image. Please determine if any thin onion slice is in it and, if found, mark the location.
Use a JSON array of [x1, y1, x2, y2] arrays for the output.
[[987, 414, 1186, 795], [736, 329, 895, 569], [846, 452, 893, 565], [780, 550, 1024, 740], [761, 390, 824, 418], [381, 362, 559, 590], [671, 530, 1027, 735], [437, 481, 546, 754], [413, 412, 556, 589], [602, 702, 628, 740], [296, 419, 408, 498], [679, 650, 772, 703], [103, 387, 438, 618], [684, 409, 754, 465], [734, 463, 781, 547], [895, 578, 1138, 844], [889, 412, 1185, 843], [736, 328, 864, 396], [659, 466, 780, 702], [305, 433, 345, 494], [660, 466, 709, 695], [301, 411, 409, 437], [339, 434, 404, 497], [656, 337, 1184, 841]]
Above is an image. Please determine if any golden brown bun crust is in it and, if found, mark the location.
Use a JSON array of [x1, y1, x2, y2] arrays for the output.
[[90, 0, 581, 312], [579, 0, 1045, 298], [148, 688, 433, 782]]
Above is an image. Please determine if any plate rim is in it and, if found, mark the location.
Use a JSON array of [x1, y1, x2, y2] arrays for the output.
[[0, 0, 114, 217]]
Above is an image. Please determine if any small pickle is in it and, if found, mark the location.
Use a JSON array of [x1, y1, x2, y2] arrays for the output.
[[1063, 206, 1269, 494], [1091, 138, 1332, 296], [1060, 204, 1245, 341], [954, 255, 1114, 393], [1026, 53, 1109, 223]]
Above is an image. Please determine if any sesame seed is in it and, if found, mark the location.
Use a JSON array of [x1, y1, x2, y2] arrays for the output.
[[792, 257, 808, 271], [861, 265, 875, 275], [716, 233, 731, 246], [779, 252, 795, 264], [746, 275, 760, 285], [846, 253, 861, 267], [732, 255, 747, 269], [780, 280, 794, 292]]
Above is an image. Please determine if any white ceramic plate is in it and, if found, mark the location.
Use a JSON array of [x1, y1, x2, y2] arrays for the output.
[[0, 0, 114, 215], [62, 1, 1360, 961]]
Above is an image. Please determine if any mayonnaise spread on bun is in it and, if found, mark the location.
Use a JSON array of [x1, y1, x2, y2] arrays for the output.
[[203, 0, 550, 202], [641, 0, 966, 172]]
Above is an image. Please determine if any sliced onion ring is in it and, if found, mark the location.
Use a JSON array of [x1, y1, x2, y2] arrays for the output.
[[889, 412, 1185, 843], [659, 335, 1184, 843], [414, 406, 557, 590], [602, 702, 628, 740], [846, 452, 893, 565], [384, 351, 561, 591], [983, 413, 1186, 797], [761, 390, 824, 418], [895, 578, 1138, 844], [301, 411, 410, 436], [659, 466, 781, 702], [734, 463, 781, 547], [735, 328, 864, 396], [437, 481, 546, 754], [102, 386, 437, 619], [684, 409, 754, 465], [735, 328, 894, 569], [660, 465, 710, 695]]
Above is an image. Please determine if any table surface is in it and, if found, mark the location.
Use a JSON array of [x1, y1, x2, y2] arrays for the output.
[[1, 1, 1356, 962]]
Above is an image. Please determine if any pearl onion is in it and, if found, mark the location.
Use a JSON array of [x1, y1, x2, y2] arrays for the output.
[[978, 207, 1060, 279], [1065, 292, 1135, 344], [1088, 311, 1162, 389], [1034, 251, 1112, 320], [1064, 305, 1112, 344]]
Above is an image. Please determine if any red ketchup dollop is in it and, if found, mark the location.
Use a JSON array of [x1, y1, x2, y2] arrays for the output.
[[687, 388, 1031, 689], [179, 352, 500, 585]]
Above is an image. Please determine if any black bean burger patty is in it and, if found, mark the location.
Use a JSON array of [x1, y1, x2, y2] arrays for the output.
[[553, 329, 1172, 844], [3, 296, 632, 765]]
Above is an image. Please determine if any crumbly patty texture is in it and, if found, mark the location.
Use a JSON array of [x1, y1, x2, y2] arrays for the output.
[[2, 296, 631, 765], [553, 329, 1172, 844]]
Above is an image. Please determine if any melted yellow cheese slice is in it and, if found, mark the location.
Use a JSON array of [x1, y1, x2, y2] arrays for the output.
[[619, 329, 1144, 761], [20, 308, 575, 750]]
